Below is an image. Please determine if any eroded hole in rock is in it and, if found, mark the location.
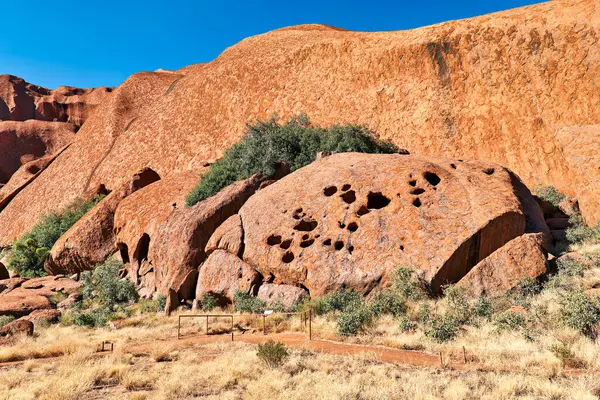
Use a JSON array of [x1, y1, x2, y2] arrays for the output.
[[413, 198, 422, 208], [315, 234, 320, 238], [267, 235, 282, 246], [282, 251, 295, 263], [117, 243, 130, 264], [132, 168, 161, 190], [292, 208, 304, 220], [340, 190, 356, 204], [302, 234, 309, 240], [410, 188, 425, 195], [280, 239, 292, 249], [409, 180, 417, 187], [357, 205, 370, 216], [367, 192, 391, 209], [334, 241, 344, 251], [300, 239, 315, 248], [400, 245, 405, 251], [341, 184, 351, 191], [347, 222, 359, 232], [27, 165, 41, 175], [323, 186, 337, 196], [483, 168, 495, 175], [133, 234, 150, 267], [338, 221, 346, 229], [294, 218, 318, 232], [424, 172, 441, 186], [323, 239, 332, 246], [450, 163, 457, 169], [348, 245, 354, 254]]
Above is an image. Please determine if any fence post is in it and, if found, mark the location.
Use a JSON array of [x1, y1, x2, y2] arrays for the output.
[[309, 309, 312, 340], [263, 315, 266, 335], [206, 315, 209, 335], [231, 316, 234, 342], [177, 316, 181, 339]]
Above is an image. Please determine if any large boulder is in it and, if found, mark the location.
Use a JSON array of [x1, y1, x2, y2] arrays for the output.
[[45, 168, 162, 275], [0, 319, 34, 338], [457, 233, 548, 297], [150, 173, 265, 297], [0, 293, 51, 317], [195, 250, 261, 303], [257, 283, 307, 309], [205, 214, 244, 257], [238, 153, 546, 296]]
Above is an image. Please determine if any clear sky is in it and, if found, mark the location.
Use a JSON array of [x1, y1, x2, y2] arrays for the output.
[[1, 0, 543, 89]]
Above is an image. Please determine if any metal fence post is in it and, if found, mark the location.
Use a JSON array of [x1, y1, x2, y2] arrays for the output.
[[309, 309, 312, 340]]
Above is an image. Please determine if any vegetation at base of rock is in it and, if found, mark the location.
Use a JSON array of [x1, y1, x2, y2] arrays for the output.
[[0, 315, 15, 328], [256, 340, 289, 368], [61, 260, 138, 327], [559, 290, 600, 338], [156, 294, 167, 312], [534, 185, 566, 207], [566, 214, 600, 244], [199, 293, 218, 311], [6, 195, 105, 277], [185, 115, 398, 206], [233, 291, 266, 314]]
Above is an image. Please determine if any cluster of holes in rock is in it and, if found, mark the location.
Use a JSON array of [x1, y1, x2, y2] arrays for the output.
[[407, 171, 441, 209]]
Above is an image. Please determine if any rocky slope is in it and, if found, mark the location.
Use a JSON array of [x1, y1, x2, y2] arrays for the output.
[[0, 0, 598, 246]]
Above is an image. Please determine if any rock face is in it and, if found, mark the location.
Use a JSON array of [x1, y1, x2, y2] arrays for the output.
[[0, 121, 75, 185], [237, 153, 545, 296], [257, 284, 307, 309], [45, 168, 162, 275], [457, 233, 548, 297], [0, 319, 34, 338], [0, 74, 111, 125], [205, 214, 244, 257], [196, 250, 261, 303], [149, 174, 265, 297], [1, 0, 599, 245]]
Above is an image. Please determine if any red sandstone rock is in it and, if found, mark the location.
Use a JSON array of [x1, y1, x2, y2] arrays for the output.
[[0, 319, 34, 337], [238, 153, 543, 296], [149, 174, 264, 297], [57, 293, 82, 309], [1, 0, 599, 246], [457, 233, 548, 297], [165, 288, 179, 316], [195, 250, 260, 303], [0, 262, 8, 280], [0, 292, 51, 317], [257, 284, 307, 309], [205, 214, 244, 257], [45, 168, 162, 275], [20, 309, 61, 324], [0, 121, 75, 185]]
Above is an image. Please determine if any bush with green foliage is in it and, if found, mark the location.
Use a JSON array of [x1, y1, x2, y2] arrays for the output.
[[424, 314, 459, 342], [257, 340, 289, 368], [337, 305, 373, 336], [7, 195, 105, 277], [186, 116, 398, 206], [534, 185, 566, 207], [559, 290, 600, 338], [156, 294, 167, 312], [82, 260, 138, 309], [565, 214, 600, 244], [369, 289, 406, 317], [0, 315, 15, 328], [511, 277, 541, 307], [392, 268, 427, 301], [444, 285, 472, 324], [547, 257, 586, 290], [233, 291, 265, 314], [493, 310, 526, 333], [473, 296, 493, 321], [199, 293, 218, 311]]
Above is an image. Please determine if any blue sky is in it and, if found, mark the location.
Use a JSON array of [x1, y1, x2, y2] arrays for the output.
[[1, 0, 543, 89]]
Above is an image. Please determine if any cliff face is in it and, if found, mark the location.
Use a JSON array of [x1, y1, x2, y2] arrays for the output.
[[0, 0, 599, 245]]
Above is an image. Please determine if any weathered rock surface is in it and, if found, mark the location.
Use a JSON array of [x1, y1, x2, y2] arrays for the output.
[[205, 214, 244, 257], [457, 233, 548, 297], [45, 168, 162, 275], [149, 174, 264, 296], [0, 262, 8, 280], [0, 319, 34, 338], [113, 170, 201, 292], [1, 0, 599, 245], [257, 284, 307, 309], [20, 309, 62, 324], [0, 121, 75, 185], [0, 293, 52, 317], [0, 74, 111, 125], [196, 250, 261, 303], [238, 153, 545, 296]]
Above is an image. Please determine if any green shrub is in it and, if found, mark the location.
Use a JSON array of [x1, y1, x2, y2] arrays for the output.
[[186, 116, 398, 206], [444, 285, 472, 324], [565, 214, 599, 244], [82, 259, 138, 309], [512, 277, 541, 307], [369, 289, 406, 317], [547, 257, 586, 290], [61, 307, 113, 328], [398, 316, 418, 333], [312, 289, 363, 316], [473, 296, 493, 321], [257, 340, 289, 368], [7, 195, 105, 277], [233, 291, 265, 314], [493, 310, 526, 333], [534, 185, 566, 207], [424, 314, 459, 342], [337, 306, 373, 336], [0, 315, 15, 328], [199, 293, 218, 311], [136, 299, 159, 314], [156, 294, 167, 312], [392, 268, 427, 301], [559, 290, 600, 338]]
